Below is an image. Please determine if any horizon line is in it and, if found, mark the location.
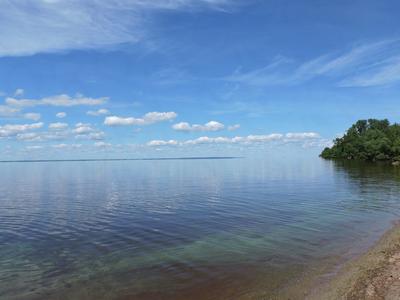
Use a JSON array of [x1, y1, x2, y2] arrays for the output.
[[0, 156, 243, 163]]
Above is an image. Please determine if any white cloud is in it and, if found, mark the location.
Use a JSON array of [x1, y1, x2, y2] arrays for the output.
[[73, 123, 94, 134], [147, 139, 178, 147], [104, 111, 177, 126], [16, 132, 42, 142], [295, 40, 392, 77], [0, 105, 20, 117], [172, 121, 224, 132], [228, 124, 240, 131], [56, 112, 67, 118], [16, 130, 70, 142], [226, 39, 400, 87], [149, 132, 322, 147], [94, 141, 112, 148], [0, 0, 235, 57], [0, 106, 40, 120], [49, 122, 68, 130], [52, 143, 82, 150], [0, 122, 43, 137], [87, 108, 110, 116], [184, 136, 232, 145], [52, 143, 69, 149], [24, 112, 41, 121], [14, 88, 24, 97], [225, 56, 294, 86], [6, 94, 107, 108], [285, 132, 320, 139], [25, 145, 43, 151], [76, 131, 105, 141], [339, 56, 400, 87], [72, 123, 105, 140]]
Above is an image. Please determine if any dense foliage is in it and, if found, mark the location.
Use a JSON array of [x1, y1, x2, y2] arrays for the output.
[[320, 119, 400, 162]]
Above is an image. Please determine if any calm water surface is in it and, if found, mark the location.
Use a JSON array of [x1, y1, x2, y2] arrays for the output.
[[1, 157, 400, 299]]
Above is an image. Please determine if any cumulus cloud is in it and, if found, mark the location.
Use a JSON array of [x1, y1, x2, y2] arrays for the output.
[[147, 139, 178, 147], [49, 122, 68, 130], [52, 143, 68, 149], [228, 124, 240, 131], [73, 123, 94, 134], [0, 122, 43, 137], [104, 112, 177, 126], [184, 134, 284, 145], [72, 123, 105, 140], [87, 108, 110, 116], [94, 141, 112, 148], [24, 113, 41, 121], [0, 105, 20, 117], [0, 106, 40, 120], [52, 143, 82, 150], [16, 130, 70, 142], [14, 88, 24, 97], [285, 132, 320, 139], [147, 132, 321, 147], [76, 132, 105, 141], [172, 121, 224, 132], [56, 112, 67, 118], [16, 132, 42, 142], [6, 94, 107, 108], [25, 145, 43, 151]]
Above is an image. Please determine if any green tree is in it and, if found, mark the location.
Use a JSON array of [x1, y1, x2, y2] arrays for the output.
[[320, 119, 400, 162]]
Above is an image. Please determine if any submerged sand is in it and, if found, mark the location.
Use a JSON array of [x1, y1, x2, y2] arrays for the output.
[[306, 222, 400, 300]]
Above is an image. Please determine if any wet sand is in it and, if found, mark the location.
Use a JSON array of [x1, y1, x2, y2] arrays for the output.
[[306, 222, 400, 300]]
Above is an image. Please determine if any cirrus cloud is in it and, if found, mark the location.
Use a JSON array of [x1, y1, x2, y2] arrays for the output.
[[6, 94, 107, 108], [0, 0, 236, 57]]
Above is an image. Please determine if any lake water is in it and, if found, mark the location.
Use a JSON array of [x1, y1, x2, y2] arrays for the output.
[[1, 157, 400, 299]]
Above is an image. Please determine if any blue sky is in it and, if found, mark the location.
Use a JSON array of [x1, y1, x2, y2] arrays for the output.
[[1, 0, 400, 159]]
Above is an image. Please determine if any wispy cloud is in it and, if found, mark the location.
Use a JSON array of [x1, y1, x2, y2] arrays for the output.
[[210, 100, 269, 117], [6, 94, 107, 108], [0, 0, 237, 57], [225, 39, 400, 87], [339, 56, 400, 87], [225, 56, 293, 86]]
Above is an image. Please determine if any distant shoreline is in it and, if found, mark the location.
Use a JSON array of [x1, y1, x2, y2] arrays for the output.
[[0, 156, 242, 163]]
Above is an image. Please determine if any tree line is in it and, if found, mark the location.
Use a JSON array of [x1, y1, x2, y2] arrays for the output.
[[320, 119, 400, 163]]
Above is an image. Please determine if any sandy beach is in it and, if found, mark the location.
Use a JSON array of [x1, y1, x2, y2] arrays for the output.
[[305, 222, 400, 300]]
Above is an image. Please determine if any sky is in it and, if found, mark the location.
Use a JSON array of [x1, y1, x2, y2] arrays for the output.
[[1, 0, 400, 159]]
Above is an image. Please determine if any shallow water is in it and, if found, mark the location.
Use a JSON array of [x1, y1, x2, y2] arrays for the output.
[[1, 157, 400, 299]]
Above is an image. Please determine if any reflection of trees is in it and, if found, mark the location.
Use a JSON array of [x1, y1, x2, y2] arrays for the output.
[[329, 160, 400, 212]]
